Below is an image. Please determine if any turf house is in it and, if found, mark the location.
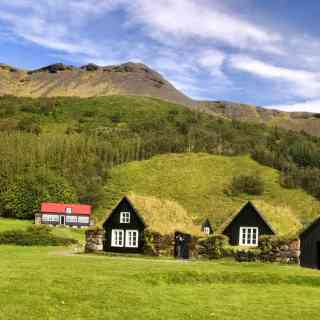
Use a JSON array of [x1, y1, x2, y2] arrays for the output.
[[201, 219, 214, 235], [221, 201, 275, 246], [102, 196, 146, 253], [36, 202, 92, 228], [300, 217, 320, 269]]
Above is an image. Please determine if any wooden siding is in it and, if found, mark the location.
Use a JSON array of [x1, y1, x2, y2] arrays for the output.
[[222, 202, 275, 245], [300, 218, 320, 269]]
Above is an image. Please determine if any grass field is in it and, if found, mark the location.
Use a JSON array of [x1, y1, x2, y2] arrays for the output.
[[1, 245, 320, 320], [101, 153, 320, 232], [0, 218, 85, 242]]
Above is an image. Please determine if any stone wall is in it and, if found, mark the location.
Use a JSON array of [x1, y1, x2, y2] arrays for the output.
[[259, 236, 300, 264], [85, 229, 105, 253], [144, 231, 199, 258]]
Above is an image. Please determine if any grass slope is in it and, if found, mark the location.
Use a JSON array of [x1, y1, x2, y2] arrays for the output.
[[101, 153, 320, 233], [1, 246, 320, 319], [0, 218, 85, 242]]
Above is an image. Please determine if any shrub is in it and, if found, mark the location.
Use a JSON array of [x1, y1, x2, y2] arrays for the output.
[[198, 234, 229, 259], [17, 117, 41, 135], [0, 225, 77, 246], [229, 174, 264, 196]]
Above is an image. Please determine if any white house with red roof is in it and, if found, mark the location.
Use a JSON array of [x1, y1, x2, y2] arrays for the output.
[[36, 203, 92, 228]]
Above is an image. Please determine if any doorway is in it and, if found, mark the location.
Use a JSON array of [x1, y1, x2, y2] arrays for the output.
[[60, 215, 65, 225], [317, 242, 320, 269], [174, 232, 191, 259]]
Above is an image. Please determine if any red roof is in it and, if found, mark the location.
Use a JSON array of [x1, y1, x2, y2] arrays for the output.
[[41, 203, 92, 215]]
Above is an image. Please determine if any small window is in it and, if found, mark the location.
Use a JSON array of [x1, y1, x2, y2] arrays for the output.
[[111, 229, 124, 247], [203, 227, 210, 235], [65, 207, 72, 214], [125, 230, 139, 248], [42, 214, 59, 223], [78, 216, 89, 224], [239, 227, 259, 246], [66, 215, 78, 223], [120, 212, 130, 224]]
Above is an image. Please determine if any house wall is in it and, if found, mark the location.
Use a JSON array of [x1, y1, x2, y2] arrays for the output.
[[223, 206, 274, 245], [40, 213, 90, 227], [300, 225, 320, 269], [103, 199, 145, 253]]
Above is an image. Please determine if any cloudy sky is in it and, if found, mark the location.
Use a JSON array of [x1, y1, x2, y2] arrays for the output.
[[0, 0, 320, 112]]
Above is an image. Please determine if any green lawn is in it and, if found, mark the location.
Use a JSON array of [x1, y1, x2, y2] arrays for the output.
[[1, 245, 320, 320], [0, 218, 85, 242]]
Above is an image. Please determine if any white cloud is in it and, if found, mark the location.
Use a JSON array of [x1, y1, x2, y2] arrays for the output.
[[128, 0, 283, 54], [265, 100, 320, 113], [230, 55, 320, 99]]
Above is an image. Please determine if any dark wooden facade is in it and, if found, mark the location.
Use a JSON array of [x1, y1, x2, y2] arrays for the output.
[[222, 202, 275, 245], [201, 219, 213, 235], [300, 217, 320, 269], [103, 197, 146, 253]]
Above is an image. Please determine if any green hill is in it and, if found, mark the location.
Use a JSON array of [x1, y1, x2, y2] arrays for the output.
[[1, 95, 320, 225], [100, 153, 320, 235]]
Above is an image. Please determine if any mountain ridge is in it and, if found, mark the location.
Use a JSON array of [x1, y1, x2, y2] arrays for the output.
[[1, 61, 320, 136]]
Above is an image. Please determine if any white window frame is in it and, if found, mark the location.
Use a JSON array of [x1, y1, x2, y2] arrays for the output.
[[111, 229, 124, 247], [239, 227, 259, 246], [65, 207, 72, 214], [125, 230, 139, 248], [42, 214, 59, 223], [78, 216, 90, 224], [203, 227, 210, 235], [120, 212, 130, 224], [66, 215, 78, 224]]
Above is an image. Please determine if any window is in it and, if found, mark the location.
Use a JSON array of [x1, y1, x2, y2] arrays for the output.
[[78, 216, 89, 224], [203, 227, 210, 235], [111, 229, 124, 247], [239, 227, 259, 246], [66, 215, 78, 224], [42, 214, 59, 223], [120, 212, 130, 223], [125, 230, 139, 248], [65, 207, 72, 214]]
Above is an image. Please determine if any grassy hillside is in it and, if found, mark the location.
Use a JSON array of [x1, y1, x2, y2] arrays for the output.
[[101, 153, 320, 234], [1, 95, 320, 224], [1, 246, 320, 319], [2, 62, 320, 137]]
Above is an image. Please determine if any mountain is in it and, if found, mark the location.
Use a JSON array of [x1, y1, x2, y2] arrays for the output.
[[0, 62, 192, 106], [1, 62, 320, 136]]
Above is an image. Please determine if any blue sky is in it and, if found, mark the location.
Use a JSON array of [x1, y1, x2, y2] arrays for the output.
[[1, 0, 320, 112]]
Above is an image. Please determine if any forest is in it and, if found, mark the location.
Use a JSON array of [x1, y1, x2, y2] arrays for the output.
[[1, 94, 320, 219]]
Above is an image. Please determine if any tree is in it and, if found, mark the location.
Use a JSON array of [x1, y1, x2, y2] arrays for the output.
[[1, 169, 76, 219], [229, 174, 265, 196]]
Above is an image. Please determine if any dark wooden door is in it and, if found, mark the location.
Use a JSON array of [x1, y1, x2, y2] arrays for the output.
[[317, 242, 320, 269], [175, 232, 190, 259]]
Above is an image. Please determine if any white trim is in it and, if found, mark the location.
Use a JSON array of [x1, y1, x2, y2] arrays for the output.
[[111, 229, 124, 247], [125, 230, 139, 248], [120, 212, 130, 223], [60, 215, 65, 225], [239, 227, 259, 246], [203, 227, 210, 235]]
